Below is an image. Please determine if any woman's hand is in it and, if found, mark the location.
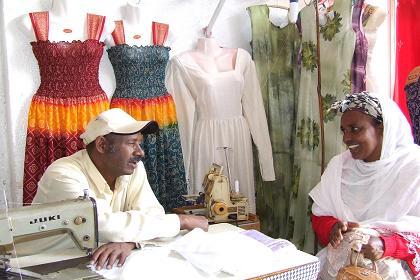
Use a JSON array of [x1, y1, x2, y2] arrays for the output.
[[329, 221, 359, 248], [361, 235, 384, 261]]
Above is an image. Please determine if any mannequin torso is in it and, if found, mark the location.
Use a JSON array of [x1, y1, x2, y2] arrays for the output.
[[106, 1, 164, 47], [180, 37, 237, 73], [47, 0, 87, 41], [121, 8, 150, 46], [23, 0, 113, 42], [109, 1, 152, 46]]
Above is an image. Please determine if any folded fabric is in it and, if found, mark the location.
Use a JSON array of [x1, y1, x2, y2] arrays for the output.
[[170, 228, 277, 277], [95, 246, 204, 280]]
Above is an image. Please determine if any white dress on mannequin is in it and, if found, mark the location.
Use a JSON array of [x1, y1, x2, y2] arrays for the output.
[[166, 38, 275, 213]]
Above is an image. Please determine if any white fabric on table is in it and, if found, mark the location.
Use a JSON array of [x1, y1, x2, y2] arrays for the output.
[[170, 228, 277, 276]]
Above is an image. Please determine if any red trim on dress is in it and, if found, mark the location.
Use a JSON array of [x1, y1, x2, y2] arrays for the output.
[[87, 13, 106, 40], [29, 11, 49, 41], [152, 21, 169, 45], [112, 20, 126, 45]]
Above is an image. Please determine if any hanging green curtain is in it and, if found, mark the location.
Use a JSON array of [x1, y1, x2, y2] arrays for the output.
[[289, 1, 356, 252], [248, 5, 301, 239]]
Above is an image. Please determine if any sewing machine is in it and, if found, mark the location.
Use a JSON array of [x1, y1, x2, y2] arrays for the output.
[[203, 163, 249, 223], [0, 192, 99, 279]]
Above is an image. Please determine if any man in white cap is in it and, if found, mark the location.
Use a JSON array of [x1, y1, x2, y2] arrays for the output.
[[32, 108, 208, 270]]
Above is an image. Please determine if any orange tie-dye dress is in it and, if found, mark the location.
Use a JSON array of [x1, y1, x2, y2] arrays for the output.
[[23, 12, 109, 204]]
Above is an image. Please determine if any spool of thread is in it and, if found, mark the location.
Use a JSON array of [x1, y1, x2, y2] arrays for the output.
[[234, 180, 240, 193]]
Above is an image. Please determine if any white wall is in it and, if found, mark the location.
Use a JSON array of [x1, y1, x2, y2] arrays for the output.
[[0, 0, 390, 207], [0, 0, 12, 208]]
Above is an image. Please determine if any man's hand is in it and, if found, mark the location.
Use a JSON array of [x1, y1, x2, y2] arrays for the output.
[[361, 235, 384, 261], [178, 214, 209, 231], [90, 242, 136, 270], [329, 221, 359, 248]]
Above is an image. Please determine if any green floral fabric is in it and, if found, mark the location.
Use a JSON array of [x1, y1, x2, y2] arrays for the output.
[[248, 5, 301, 239], [289, 1, 355, 252]]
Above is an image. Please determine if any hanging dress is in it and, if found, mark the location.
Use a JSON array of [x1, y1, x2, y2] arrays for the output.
[[247, 5, 301, 238], [351, 0, 368, 93], [289, 1, 355, 252], [166, 48, 275, 213], [107, 21, 187, 212], [23, 12, 109, 205], [362, 4, 387, 93], [393, 0, 420, 123], [404, 67, 420, 145]]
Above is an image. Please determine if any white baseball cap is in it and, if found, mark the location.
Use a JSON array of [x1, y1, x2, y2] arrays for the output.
[[80, 108, 158, 145]]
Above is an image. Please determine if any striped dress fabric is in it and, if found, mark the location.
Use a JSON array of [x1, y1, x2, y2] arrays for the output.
[[351, 0, 368, 93]]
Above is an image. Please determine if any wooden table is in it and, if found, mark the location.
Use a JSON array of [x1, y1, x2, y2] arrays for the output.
[[172, 204, 261, 231]]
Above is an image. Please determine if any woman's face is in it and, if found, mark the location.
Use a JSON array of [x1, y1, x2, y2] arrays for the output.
[[340, 110, 383, 162]]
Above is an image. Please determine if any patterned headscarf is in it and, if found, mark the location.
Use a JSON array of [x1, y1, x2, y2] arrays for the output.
[[330, 92, 383, 123]]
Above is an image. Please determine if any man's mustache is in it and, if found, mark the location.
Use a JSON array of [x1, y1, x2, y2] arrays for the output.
[[129, 156, 142, 164]]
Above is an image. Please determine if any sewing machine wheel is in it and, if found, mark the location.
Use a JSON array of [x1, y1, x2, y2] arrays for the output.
[[212, 202, 228, 216]]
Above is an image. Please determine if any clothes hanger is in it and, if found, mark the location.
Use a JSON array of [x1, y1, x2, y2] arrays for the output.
[[267, 4, 289, 10], [265, 0, 302, 24], [304, 0, 313, 6], [265, 0, 289, 28], [266, 0, 289, 10]]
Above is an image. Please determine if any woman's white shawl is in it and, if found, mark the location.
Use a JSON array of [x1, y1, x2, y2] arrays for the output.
[[309, 93, 420, 277]]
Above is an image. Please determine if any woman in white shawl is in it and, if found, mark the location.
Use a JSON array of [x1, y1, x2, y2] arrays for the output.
[[309, 92, 420, 279]]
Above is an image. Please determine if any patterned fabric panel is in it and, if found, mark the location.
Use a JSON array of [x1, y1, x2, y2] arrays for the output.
[[29, 11, 107, 98], [405, 82, 420, 145], [27, 95, 109, 133], [110, 98, 186, 211], [30, 40, 106, 98], [107, 45, 170, 98], [248, 5, 301, 240], [24, 96, 109, 205], [24, 131, 83, 205], [110, 95, 178, 128], [140, 124, 187, 211], [290, 0, 356, 252]]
